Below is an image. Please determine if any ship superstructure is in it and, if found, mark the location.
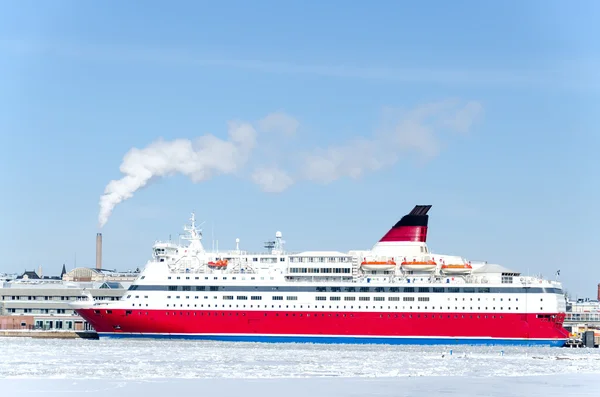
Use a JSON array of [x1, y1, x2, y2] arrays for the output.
[[72, 205, 568, 346]]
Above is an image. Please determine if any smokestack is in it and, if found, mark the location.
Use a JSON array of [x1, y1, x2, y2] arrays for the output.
[[96, 233, 102, 270], [597, 283, 600, 301]]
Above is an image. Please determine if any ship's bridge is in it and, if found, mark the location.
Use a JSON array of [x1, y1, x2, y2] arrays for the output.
[[152, 242, 180, 262]]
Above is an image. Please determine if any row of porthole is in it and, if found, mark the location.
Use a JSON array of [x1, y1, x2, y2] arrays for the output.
[[127, 294, 543, 304], [116, 310, 511, 321], [134, 302, 531, 312]]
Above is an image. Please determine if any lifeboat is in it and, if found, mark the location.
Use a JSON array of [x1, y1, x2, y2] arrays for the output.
[[360, 257, 397, 271], [400, 258, 437, 272], [440, 263, 472, 275], [208, 259, 228, 268]]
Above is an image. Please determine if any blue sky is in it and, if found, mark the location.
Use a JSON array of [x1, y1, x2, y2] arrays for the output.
[[1, 1, 598, 298]]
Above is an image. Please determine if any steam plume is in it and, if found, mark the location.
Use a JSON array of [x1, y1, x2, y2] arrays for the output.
[[98, 121, 256, 228], [98, 101, 482, 227]]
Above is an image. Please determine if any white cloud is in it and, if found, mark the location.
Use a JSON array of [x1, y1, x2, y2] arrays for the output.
[[300, 138, 393, 184], [443, 101, 484, 133], [258, 112, 299, 136], [1, 38, 595, 90], [98, 100, 482, 227], [298, 99, 482, 184], [251, 167, 295, 193], [98, 122, 256, 227]]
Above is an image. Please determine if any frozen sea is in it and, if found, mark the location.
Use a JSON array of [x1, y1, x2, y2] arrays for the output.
[[1, 338, 599, 396]]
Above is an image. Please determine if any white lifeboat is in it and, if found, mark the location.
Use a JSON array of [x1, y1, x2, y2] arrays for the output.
[[440, 263, 472, 275], [401, 258, 437, 272], [360, 257, 397, 271]]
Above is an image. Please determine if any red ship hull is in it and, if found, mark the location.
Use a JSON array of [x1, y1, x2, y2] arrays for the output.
[[76, 308, 568, 346]]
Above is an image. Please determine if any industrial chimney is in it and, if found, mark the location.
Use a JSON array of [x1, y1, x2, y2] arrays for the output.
[[96, 233, 102, 270], [597, 283, 600, 301]]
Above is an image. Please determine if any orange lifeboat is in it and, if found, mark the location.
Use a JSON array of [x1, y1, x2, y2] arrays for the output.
[[360, 257, 397, 271], [400, 258, 437, 272], [209, 259, 228, 268], [440, 263, 472, 275]]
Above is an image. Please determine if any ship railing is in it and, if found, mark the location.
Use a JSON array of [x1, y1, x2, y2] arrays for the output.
[[210, 250, 303, 256]]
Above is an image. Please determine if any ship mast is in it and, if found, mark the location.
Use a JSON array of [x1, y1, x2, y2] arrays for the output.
[[182, 212, 205, 253]]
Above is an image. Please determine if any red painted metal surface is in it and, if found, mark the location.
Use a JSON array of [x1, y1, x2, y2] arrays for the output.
[[77, 308, 568, 340], [379, 226, 428, 243]]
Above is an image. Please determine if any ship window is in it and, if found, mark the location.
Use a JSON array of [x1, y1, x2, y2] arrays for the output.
[[344, 297, 355, 301], [374, 297, 384, 301], [330, 297, 341, 301], [286, 296, 297, 301], [237, 296, 247, 300], [315, 297, 326, 301], [223, 296, 233, 300], [272, 296, 283, 300], [251, 296, 262, 300], [359, 297, 370, 301], [388, 297, 400, 301]]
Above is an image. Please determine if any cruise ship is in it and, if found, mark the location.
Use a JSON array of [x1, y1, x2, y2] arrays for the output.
[[72, 205, 569, 346]]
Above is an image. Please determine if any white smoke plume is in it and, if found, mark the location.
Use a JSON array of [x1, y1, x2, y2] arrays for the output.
[[98, 121, 257, 228], [98, 101, 482, 227]]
